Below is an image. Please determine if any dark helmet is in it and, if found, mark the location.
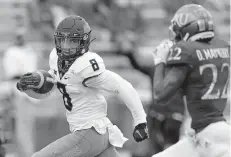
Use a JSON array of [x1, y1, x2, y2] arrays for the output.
[[169, 4, 214, 42], [54, 15, 92, 61]]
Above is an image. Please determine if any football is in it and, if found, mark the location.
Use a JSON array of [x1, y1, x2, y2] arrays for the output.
[[24, 70, 55, 99], [32, 70, 55, 94]]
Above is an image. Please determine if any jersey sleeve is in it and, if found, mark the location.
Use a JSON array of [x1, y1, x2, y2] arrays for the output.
[[167, 43, 194, 68], [80, 62, 105, 79], [49, 49, 57, 71], [72, 52, 106, 79], [84, 70, 147, 126]]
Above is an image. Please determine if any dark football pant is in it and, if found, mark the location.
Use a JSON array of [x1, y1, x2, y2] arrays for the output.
[[32, 127, 120, 157], [147, 115, 181, 153]]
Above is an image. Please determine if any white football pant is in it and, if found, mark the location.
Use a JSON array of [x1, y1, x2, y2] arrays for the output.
[[152, 121, 230, 157]]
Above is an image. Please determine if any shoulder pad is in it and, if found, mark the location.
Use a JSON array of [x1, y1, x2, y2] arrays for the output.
[[70, 52, 106, 78], [167, 42, 195, 67], [49, 48, 58, 70]]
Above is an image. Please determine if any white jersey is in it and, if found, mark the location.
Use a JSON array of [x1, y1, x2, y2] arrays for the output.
[[49, 49, 109, 132], [49, 49, 147, 147]]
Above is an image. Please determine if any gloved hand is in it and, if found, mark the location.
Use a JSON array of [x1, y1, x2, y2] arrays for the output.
[[153, 39, 173, 65], [133, 123, 149, 142], [16, 72, 41, 92]]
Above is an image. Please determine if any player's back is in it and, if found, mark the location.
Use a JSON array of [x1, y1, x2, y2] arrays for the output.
[[181, 38, 230, 132]]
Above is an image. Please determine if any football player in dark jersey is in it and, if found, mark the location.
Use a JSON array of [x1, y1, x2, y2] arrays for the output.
[[152, 4, 230, 157]]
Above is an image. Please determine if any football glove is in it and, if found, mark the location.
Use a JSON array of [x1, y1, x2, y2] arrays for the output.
[[153, 39, 173, 65], [16, 72, 41, 91], [133, 123, 149, 142]]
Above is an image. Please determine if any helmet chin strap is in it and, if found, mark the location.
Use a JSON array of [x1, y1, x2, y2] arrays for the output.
[[188, 31, 214, 41]]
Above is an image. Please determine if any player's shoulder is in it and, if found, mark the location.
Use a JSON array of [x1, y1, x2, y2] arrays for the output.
[[79, 51, 104, 65], [49, 48, 58, 69], [210, 37, 230, 48], [70, 51, 106, 77], [49, 48, 58, 60], [171, 41, 195, 52], [167, 41, 196, 66], [71, 51, 104, 72]]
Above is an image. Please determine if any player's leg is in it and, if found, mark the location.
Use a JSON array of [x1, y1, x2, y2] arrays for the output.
[[147, 114, 164, 154], [32, 127, 109, 157], [195, 121, 230, 157], [147, 113, 182, 156], [96, 146, 120, 157], [151, 137, 199, 157], [160, 117, 182, 149], [95, 126, 121, 157]]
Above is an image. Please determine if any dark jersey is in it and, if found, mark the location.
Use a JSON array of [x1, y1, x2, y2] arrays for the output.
[[125, 53, 184, 118], [167, 37, 230, 132]]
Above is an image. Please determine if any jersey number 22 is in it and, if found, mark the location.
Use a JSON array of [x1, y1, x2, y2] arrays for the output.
[[200, 63, 229, 100]]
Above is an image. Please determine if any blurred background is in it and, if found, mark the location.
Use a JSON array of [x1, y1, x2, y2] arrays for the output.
[[0, 0, 229, 157]]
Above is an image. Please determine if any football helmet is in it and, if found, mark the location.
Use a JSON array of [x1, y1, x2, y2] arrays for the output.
[[169, 4, 214, 42], [54, 15, 92, 61]]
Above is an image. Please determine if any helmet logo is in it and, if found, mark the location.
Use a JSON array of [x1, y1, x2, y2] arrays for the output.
[[172, 13, 189, 27]]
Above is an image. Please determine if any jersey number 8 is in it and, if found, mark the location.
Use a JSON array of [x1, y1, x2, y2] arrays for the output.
[[57, 59, 99, 111], [89, 59, 99, 71], [57, 82, 73, 111]]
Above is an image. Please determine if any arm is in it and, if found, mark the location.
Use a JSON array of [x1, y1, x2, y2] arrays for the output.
[[83, 70, 147, 126], [83, 70, 149, 142], [118, 45, 154, 76], [153, 64, 189, 104], [126, 52, 153, 76], [152, 40, 193, 104], [17, 70, 56, 99]]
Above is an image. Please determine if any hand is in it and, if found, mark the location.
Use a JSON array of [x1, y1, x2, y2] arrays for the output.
[[16, 72, 41, 92], [153, 39, 173, 65], [133, 123, 149, 142]]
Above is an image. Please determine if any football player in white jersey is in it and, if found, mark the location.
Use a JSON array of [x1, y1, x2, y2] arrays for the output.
[[16, 15, 149, 157]]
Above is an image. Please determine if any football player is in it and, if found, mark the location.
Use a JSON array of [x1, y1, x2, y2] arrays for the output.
[[152, 4, 230, 157], [16, 15, 149, 157]]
